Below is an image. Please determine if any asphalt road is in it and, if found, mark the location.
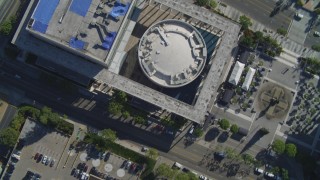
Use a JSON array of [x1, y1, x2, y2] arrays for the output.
[[221, 0, 294, 30], [0, 104, 16, 129]]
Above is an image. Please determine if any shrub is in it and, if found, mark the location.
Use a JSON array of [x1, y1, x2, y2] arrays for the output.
[[219, 119, 230, 130], [285, 143, 297, 157], [277, 27, 287, 36], [272, 139, 285, 154], [196, 0, 209, 6], [194, 127, 204, 137], [230, 124, 239, 134], [311, 44, 320, 52]]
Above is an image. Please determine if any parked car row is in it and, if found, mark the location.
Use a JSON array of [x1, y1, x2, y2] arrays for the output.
[[254, 167, 281, 180], [89, 167, 118, 180], [34, 152, 55, 167], [71, 163, 89, 179], [121, 160, 142, 174], [25, 170, 42, 180]]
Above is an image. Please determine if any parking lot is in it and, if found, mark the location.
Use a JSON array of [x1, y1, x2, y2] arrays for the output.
[[8, 119, 70, 179], [70, 145, 141, 180]]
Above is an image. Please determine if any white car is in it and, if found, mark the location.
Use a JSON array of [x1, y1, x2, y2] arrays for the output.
[[255, 167, 264, 174], [314, 31, 320, 37], [295, 13, 303, 19], [199, 175, 208, 180], [265, 172, 275, 178], [42, 155, 47, 164]]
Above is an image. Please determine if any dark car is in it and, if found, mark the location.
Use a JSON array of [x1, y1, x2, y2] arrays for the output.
[[134, 164, 143, 174], [90, 167, 97, 175], [50, 159, 55, 167], [26, 171, 35, 178], [7, 165, 15, 174], [71, 168, 76, 176], [83, 164, 88, 172], [34, 153, 40, 160], [37, 154, 43, 163], [130, 163, 137, 172], [121, 160, 127, 168], [34, 173, 41, 179], [104, 152, 111, 162], [77, 162, 85, 170]]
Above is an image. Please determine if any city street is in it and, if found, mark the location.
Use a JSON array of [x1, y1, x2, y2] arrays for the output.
[[221, 0, 294, 30]]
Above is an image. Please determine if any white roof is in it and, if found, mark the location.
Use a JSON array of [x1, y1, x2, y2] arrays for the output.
[[242, 67, 256, 91], [228, 61, 245, 85]]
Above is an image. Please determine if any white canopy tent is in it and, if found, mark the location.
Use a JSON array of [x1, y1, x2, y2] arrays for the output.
[[228, 61, 245, 86], [242, 67, 256, 91]]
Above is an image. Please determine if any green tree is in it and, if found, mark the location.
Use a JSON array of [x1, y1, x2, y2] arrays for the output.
[[242, 153, 255, 165], [100, 129, 117, 142], [133, 115, 146, 125], [230, 124, 239, 134], [0, 128, 19, 147], [281, 168, 289, 180], [277, 27, 287, 36], [10, 115, 25, 131], [155, 163, 175, 178], [254, 31, 264, 42], [209, 0, 217, 9], [194, 127, 204, 137], [241, 36, 255, 47], [175, 172, 189, 180], [196, 0, 209, 6], [122, 111, 130, 119], [314, 8, 320, 15], [146, 148, 159, 160], [239, 15, 252, 30], [272, 139, 285, 154], [219, 119, 230, 130], [0, 19, 12, 35], [285, 143, 297, 157], [39, 114, 48, 125], [296, 0, 304, 6], [108, 101, 123, 115], [114, 90, 127, 103], [186, 172, 198, 180]]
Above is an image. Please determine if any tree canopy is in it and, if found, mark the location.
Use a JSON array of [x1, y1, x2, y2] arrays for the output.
[[285, 143, 297, 157], [272, 139, 285, 154], [239, 15, 252, 30], [155, 163, 176, 178], [230, 124, 239, 134], [146, 148, 159, 160], [219, 119, 230, 130], [100, 129, 117, 142], [0, 128, 19, 147]]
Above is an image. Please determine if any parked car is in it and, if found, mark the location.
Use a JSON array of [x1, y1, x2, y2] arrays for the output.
[[37, 154, 43, 163], [45, 157, 51, 165], [11, 154, 20, 160], [83, 164, 88, 172], [26, 171, 35, 179], [100, 152, 107, 159], [125, 161, 132, 169], [314, 31, 320, 37], [254, 167, 264, 174], [71, 168, 76, 176], [34, 153, 40, 160], [199, 175, 208, 180], [74, 169, 80, 177], [121, 160, 128, 168], [130, 163, 137, 172], [141, 147, 149, 152], [265, 172, 275, 178], [42, 155, 47, 164], [104, 152, 111, 161], [50, 159, 55, 167]]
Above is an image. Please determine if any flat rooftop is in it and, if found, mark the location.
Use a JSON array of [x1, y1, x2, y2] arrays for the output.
[[138, 19, 207, 88], [27, 0, 132, 64], [12, 0, 241, 124]]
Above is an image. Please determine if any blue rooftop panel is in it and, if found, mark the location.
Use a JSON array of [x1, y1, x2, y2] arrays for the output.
[[69, 0, 92, 17], [32, 0, 59, 33], [102, 32, 117, 50], [110, 0, 131, 18], [69, 37, 87, 50]]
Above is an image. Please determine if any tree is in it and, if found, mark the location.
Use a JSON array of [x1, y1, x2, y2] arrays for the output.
[[254, 31, 264, 42], [285, 143, 297, 157], [108, 101, 123, 115], [239, 15, 252, 30], [277, 27, 287, 36], [114, 90, 127, 103], [0, 19, 12, 35], [230, 124, 239, 134], [146, 148, 159, 160], [133, 115, 146, 125], [314, 8, 320, 15], [271, 139, 285, 154], [241, 36, 255, 47], [196, 0, 209, 6], [209, 0, 217, 9], [175, 172, 189, 180], [194, 127, 204, 137], [242, 153, 255, 165], [281, 168, 289, 180], [296, 0, 304, 6], [186, 172, 198, 180], [155, 163, 175, 178], [122, 111, 130, 119], [218, 119, 230, 130], [0, 128, 19, 147], [100, 129, 117, 142]]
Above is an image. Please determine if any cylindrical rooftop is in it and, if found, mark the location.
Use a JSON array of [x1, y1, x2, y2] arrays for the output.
[[138, 19, 207, 88]]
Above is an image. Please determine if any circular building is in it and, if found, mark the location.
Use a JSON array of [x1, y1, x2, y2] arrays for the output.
[[138, 19, 207, 88]]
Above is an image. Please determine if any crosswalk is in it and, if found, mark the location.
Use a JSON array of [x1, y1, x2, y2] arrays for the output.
[[217, 2, 320, 59]]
